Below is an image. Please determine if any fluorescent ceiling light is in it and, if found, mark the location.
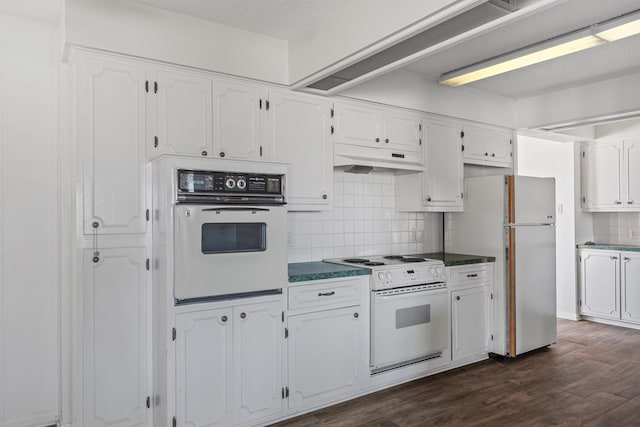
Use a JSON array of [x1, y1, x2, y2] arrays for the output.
[[440, 11, 640, 87]]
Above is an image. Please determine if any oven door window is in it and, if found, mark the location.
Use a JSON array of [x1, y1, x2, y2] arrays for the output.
[[201, 223, 266, 254]]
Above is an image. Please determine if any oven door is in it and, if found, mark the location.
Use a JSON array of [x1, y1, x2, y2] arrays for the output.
[[174, 204, 287, 301], [371, 287, 448, 372]]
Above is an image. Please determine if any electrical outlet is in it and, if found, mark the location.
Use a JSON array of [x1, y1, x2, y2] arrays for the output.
[[630, 230, 639, 239], [557, 204, 563, 214], [287, 232, 295, 248]]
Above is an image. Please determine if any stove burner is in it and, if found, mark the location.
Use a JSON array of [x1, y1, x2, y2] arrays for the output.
[[383, 255, 404, 260], [363, 262, 385, 266], [343, 258, 370, 264], [400, 257, 425, 263]]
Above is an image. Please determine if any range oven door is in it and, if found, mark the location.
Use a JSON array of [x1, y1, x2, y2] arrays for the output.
[[174, 204, 287, 302], [371, 287, 449, 373]]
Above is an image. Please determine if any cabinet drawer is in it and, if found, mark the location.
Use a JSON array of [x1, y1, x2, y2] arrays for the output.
[[288, 279, 363, 311], [447, 264, 493, 288]]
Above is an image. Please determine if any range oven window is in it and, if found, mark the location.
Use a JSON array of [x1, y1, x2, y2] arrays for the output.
[[201, 223, 266, 254]]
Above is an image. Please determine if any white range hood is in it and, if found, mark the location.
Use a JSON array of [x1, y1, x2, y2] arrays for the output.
[[333, 143, 423, 174]]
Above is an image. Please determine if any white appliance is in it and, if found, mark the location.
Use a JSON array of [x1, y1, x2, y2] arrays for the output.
[[448, 175, 556, 357], [173, 168, 287, 303], [325, 256, 449, 374]]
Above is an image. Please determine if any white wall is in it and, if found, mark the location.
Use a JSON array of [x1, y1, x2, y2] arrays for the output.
[[288, 0, 463, 85], [515, 71, 640, 129], [341, 69, 516, 128], [0, 12, 60, 426], [287, 169, 442, 262], [65, 0, 289, 84], [517, 136, 578, 320]]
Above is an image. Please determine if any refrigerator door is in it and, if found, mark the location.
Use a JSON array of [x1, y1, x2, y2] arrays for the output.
[[507, 224, 557, 356], [510, 176, 556, 225]]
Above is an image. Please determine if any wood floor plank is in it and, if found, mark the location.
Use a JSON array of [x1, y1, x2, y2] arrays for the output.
[[271, 319, 640, 426]]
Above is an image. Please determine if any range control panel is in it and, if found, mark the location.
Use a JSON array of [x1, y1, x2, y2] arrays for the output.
[[370, 264, 446, 290]]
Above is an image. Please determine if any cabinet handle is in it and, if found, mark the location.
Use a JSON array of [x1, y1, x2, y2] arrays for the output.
[[628, 200, 635, 204], [491, 153, 496, 157], [485, 152, 489, 156], [611, 256, 618, 260], [375, 137, 380, 143], [385, 138, 389, 143], [322, 194, 328, 200], [467, 273, 478, 278], [221, 315, 228, 323], [219, 151, 225, 158], [318, 291, 335, 297], [456, 296, 461, 301], [353, 312, 359, 318], [201, 150, 208, 156], [624, 257, 631, 261], [614, 200, 622, 205], [240, 312, 246, 319]]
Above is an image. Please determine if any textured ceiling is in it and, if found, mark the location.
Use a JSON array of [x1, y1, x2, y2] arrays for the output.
[[129, 0, 353, 40]]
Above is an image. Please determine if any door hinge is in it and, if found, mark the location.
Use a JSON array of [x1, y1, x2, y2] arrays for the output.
[[491, 293, 494, 300], [491, 334, 494, 341], [154, 136, 158, 148], [419, 138, 422, 146], [265, 99, 270, 110], [330, 125, 334, 135], [285, 387, 289, 398], [284, 327, 288, 339], [260, 146, 263, 157], [510, 152, 513, 157], [419, 123, 422, 131], [154, 81, 158, 94], [461, 192, 464, 199], [582, 151, 585, 158], [460, 131, 465, 138], [173, 416, 177, 427], [146, 258, 150, 271], [330, 108, 334, 118], [259, 99, 262, 109], [510, 139, 512, 145], [146, 209, 150, 221], [145, 80, 149, 93], [582, 196, 586, 203], [461, 144, 465, 152], [172, 327, 176, 341], [281, 311, 284, 322], [579, 299, 582, 307], [579, 255, 582, 262], [282, 387, 285, 399], [146, 396, 151, 409]]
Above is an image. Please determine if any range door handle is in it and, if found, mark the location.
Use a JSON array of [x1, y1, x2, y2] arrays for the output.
[[202, 207, 271, 213]]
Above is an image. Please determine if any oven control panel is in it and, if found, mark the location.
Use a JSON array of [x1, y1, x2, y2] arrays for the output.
[[370, 264, 446, 290], [177, 169, 285, 204]]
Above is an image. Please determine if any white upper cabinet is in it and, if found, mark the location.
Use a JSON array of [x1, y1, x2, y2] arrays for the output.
[[151, 68, 213, 158], [270, 90, 332, 210], [77, 53, 147, 235], [581, 140, 640, 211], [333, 100, 422, 153], [213, 80, 269, 161], [462, 123, 512, 167]]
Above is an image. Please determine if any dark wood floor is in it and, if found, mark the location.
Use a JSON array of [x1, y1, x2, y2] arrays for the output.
[[272, 319, 640, 426]]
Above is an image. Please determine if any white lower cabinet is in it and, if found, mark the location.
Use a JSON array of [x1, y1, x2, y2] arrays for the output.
[[580, 249, 640, 324], [447, 263, 493, 362], [81, 247, 151, 427], [174, 300, 283, 427]]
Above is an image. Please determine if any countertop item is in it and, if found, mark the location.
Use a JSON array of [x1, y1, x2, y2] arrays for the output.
[[412, 252, 496, 267], [576, 243, 640, 252], [288, 261, 371, 282]]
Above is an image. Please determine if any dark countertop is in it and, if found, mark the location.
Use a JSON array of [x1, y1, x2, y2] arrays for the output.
[[288, 261, 371, 283], [577, 244, 640, 252], [412, 252, 496, 267]]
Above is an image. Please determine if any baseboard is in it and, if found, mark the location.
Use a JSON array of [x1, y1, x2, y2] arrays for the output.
[[557, 311, 580, 321]]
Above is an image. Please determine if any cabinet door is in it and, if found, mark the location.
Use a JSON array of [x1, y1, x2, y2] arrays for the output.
[[233, 301, 283, 424], [581, 142, 623, 210], [580, 250, 620, 319], [153, 69, 213, 158], [288, 306, 364, 409], [381, 109, 422, 153], [77, 55, 147, 235], [462, 124, 512, 167], [333, 101, 381, 148], [423, 118, 463, 211], [213, 80, 265, 160], [175, 308, 233, 427], [82, 247, 150, 427], [451, 287, 490, 361], [623, 140, 640, 208], [270, 91, 332, 209], [621, 253, 640, 323]]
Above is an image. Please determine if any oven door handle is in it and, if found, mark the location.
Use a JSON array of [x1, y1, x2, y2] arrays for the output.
[[201, 207, 271, 213]]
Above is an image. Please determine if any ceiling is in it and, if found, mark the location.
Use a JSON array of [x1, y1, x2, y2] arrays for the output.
[[130, 0, 354, 40], [126, 0, 640, 101]]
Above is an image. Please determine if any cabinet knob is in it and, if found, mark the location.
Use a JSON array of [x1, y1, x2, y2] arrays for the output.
[[219, 151, 225, 158], [221, 315, 228, 323], [240, 312, 246, 319], [624, 257, 631, 261], [322, 194, 328, 200], [92, 256, 100, 263], [484, 152, 489, 156], [426, 195, 432, 202], [611, 256, 618, 260], [456, 296, 461, 301], [385, 138, 389, 143], [615, 200, 622, 205], [628, 200, 635, 204], [353, 312, 359, 318], [491, 153, 495, 157], [201, 150, 208, 156], [92, 221, 99, 228], [375, 137, 380, 143]]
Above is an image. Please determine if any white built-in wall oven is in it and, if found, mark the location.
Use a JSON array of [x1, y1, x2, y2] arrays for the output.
[[173, 168, 287, 303]]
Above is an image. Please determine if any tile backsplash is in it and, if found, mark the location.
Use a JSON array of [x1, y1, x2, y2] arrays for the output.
[[592, 212, 640, 245], [287, 169, 442, 262]]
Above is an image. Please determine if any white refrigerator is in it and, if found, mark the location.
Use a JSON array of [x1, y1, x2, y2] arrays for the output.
[[448, 175, 557, 357]]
